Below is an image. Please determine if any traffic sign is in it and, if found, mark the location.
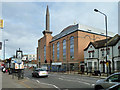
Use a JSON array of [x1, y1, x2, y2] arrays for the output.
[[106, 62, 109, 67], [0, 19, 3, 29]]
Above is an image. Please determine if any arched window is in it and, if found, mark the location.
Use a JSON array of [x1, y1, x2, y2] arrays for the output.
[[52, 44, 54, 61], [57, 42, 60, 60], [44, 45, 46, 61], [63, 39, 66, 61], [70, 36, 74, 59]]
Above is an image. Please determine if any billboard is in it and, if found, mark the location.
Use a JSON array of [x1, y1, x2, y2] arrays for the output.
[[0, 42, 2, 50]]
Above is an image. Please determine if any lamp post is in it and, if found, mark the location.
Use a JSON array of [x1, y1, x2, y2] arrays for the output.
[[94, 9, 109, 76], [3, 39, 8, 68], [3, 39, 8, 60]]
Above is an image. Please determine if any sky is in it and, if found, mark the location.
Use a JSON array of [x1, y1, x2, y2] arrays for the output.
[[0, 1, 118, 59]]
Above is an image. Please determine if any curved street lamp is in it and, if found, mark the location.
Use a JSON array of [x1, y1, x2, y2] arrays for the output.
[[94, 9, 109, 76]]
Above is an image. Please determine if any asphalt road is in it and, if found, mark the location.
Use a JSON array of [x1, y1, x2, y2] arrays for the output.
[[24, 69, 101, 89]]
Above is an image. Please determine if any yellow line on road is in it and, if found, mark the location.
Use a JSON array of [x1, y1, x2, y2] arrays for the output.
[[19, 81, 34, 90]]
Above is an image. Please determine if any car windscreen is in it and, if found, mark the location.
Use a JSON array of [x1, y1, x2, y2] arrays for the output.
[[37, 69, 45, 71]]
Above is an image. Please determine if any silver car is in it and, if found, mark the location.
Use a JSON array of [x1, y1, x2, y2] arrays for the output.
[[32, 68, 48, 77], [95, 72, 120, 90]]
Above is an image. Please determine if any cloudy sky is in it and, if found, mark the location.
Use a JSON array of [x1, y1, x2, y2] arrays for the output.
[[0, 1, 118, 59]]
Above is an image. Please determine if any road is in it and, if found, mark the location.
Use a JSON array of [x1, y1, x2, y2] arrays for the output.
[[24, 69, 101, 89]]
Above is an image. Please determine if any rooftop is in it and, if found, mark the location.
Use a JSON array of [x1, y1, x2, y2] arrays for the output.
[[51, 24, 115, 42]]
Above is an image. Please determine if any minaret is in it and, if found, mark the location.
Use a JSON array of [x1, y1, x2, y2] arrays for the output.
[[43, 5, 52, 35], [46, 5, 49, 31]]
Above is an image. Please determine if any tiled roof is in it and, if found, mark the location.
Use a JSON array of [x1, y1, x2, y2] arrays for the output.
[[92, 37, 112, 48], [84, 34, 120, 51], [106, 34, 120, 46]]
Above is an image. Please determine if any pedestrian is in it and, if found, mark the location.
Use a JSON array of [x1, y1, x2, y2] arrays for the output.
[[6, 69, 8, 73]]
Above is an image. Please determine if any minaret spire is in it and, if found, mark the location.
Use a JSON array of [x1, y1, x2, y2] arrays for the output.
[[42, 5, 52, 35], [46, 5, 50, 31]]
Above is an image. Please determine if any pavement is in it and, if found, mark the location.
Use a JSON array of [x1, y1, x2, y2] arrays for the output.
[[2, 71, 54, 89]]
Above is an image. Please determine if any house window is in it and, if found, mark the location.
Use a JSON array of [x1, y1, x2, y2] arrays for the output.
[[89, 53, 91, 58], [102, 51, 104, 57], [92, 52, 94, 57], [94, 62, 97, 70], [89, 51, 94, 58], [107, 50, 110, 55], [57, 42, 60, 60], [39, 56, 40, 61], [118, 49, 120, 56], [106, 48, 110, 55], [44, 45, 46, 61], [52, 44, 55, 61], [63, 39, 66, 61], [117, 61, 120, 71], [70, 36, 74, 59]]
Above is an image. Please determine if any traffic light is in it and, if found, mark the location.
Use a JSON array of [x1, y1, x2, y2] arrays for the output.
[[9, 58, 11, 63], [50, 60, 52, 64], [45, 60, 47, 63]]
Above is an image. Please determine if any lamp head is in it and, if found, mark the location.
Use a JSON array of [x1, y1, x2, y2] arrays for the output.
[[94, 9, 99, 12]]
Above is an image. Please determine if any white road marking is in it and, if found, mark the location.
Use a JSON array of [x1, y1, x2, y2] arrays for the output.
[[92, 84, 95, 87], [58, 77, 92, 86], [26, 77, 29, 79], [78, 81, 91, 85], [36, 80, 40, 83], [36, 80, 60, 90]]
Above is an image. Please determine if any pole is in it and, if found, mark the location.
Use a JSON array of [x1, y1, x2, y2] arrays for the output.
[[105, 15, 109, 76], [3, 40, 5, 61], [94, 9, 109, 76]]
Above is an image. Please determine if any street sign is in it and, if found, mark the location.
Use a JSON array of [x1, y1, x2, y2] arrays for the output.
[[106, 62, 109, 67], [52, 62, 62, 65], [0, 19, 3, 29], [0, 42, 2, 50]]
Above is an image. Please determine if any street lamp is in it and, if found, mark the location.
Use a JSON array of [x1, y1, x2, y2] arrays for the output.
[[3, 39, 8, 60], [94, 9, 109, 76]]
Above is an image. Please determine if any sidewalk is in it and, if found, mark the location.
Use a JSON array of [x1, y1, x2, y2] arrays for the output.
[[49, 71, 107, 79], [2, 71, 53, 89]]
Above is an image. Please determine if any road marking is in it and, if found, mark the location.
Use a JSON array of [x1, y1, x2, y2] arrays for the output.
[[19, 82, 34, 90], [36, 80, 60, 90], [36, 80, 40, 83], [92, 84, 95, 87], [26, 77, 30, 79], [58, 77, 92, 86]]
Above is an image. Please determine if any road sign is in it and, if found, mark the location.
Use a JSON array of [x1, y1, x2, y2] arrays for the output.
[[0, 19, 3, 29], [52, 62, 62, 65], [106, 62, 109, 67]]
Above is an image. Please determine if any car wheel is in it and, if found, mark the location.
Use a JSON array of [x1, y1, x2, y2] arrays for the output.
[[95, 85, 104, 90], [46, 75, 48, 77]]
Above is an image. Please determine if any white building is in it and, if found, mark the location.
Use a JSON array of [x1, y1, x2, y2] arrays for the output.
[[22, 54, 37, 68], [84, 34, 120, 73]]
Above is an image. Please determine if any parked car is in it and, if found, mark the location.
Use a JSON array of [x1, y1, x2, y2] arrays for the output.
[[107, 83, 120, 90], [94, 72, 120, 90], [32, 68, 48, 77]]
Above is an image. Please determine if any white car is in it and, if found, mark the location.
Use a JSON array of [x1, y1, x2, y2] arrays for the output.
[[32, 68, 48, 77], [95, 72, 120, 90]]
